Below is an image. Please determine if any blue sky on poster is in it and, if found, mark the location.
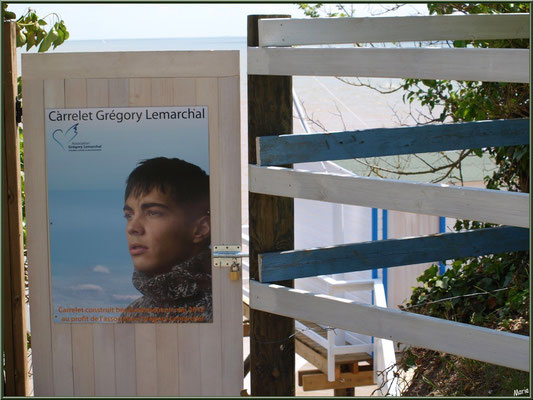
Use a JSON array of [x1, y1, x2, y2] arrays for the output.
[[7, 3, 427, 40]]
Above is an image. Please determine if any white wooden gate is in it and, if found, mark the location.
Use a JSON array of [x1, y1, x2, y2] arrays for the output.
[[23, 51, 242, 396]]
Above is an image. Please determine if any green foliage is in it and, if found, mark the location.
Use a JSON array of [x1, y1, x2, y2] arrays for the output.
[[298, 3, 353, 18], [405, 250, 529, 329], [399, 347, 529, 396], [402, 2, 529, 193], [298, 2, 530, 394], [3, 4, 70, 52], [4, 4, 69, 355]]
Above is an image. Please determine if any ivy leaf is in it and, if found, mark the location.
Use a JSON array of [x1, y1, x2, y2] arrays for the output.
[[16, 30, 26, 47], [26, 30, 36, 50], [4, 10, 17, 20], [472, 148, 483, 157], [38, 27, 59, 52]]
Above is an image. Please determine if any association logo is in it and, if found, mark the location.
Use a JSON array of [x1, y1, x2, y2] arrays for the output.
[[51, 123, 102, 152], [52, 123, 79, 150]]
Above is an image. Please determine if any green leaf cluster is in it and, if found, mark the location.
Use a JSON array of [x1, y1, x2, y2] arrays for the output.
[[4, 4, 70, 355], [405, 248, 529, 330], [298, 3, 351, 18], [402, 2, 529, 193], [4, 4, 70, 52]]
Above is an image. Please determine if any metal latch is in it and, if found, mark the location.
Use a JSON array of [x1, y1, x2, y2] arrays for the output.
[[213, 245, 249, 281]]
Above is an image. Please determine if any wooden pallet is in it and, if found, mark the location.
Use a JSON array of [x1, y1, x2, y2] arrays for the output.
[[243, 296, 374, 393]]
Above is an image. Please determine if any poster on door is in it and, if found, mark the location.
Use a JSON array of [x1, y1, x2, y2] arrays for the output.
[[46, 106, 213, 323]]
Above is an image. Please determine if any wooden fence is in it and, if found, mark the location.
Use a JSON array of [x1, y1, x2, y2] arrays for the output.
[[247, 12, 530, 395]]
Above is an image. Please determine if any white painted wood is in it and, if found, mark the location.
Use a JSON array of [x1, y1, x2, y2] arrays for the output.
[[218, 75, 243, 396], [322, 277, 375, 292], [107, 78, 137, 397], [23, 51, 240, 80], [134, 325, 158, 395], [249, 280, 529, 372], [71, 325, 95, 395], [156, 325, 180, 395], [23, 77, 54, 396], [387, 212, 440, 310], [247, 47, 529, 83], [63, 77, 96, 397], [259, 14, 530, 46], [197, 77, 223, 395], [42, 78, 74, 397], [23, 51, 241, 397], [127, 77, 159, 396], [113, 325, 136, 396], [87, 78, 117, 397], [151, 76, 181, 397], [331, 344, 372, 356], [373, 281, 399, 395], [295, 321, 328, 349], [249, 166, 529, 228]]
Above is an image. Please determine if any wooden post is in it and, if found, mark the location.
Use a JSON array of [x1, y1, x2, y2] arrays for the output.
[[2, 21, 29, 396], [248, 15, 295, 396]]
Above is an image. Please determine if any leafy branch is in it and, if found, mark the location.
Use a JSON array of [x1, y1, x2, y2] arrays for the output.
[[3, 4, 69, 52]]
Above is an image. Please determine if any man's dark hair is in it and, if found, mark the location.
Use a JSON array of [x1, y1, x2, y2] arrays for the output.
[[125, 157, 209, 215]]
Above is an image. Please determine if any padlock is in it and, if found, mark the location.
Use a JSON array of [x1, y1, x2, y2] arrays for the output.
[[230, 260, 240, 281]]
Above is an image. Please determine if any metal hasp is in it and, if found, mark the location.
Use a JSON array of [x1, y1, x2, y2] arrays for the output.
[[212, 245, 249, 267], [213, 245, 248, 281]]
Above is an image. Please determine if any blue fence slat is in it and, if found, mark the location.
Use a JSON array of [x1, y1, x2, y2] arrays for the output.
[[258, 226, 529, 283], [257, 118, 530, 166]]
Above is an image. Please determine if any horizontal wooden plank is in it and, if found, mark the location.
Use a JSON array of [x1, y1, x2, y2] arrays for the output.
[[257, 119, 530, 166], [22, 51, 239, 80], [258, 227, 529, 282], [249, 280, 530, 372], [258, 14, 530, 46], [301, 370, 374, 391], [247, 47, 529, 83], [249, 166, 529, 228]]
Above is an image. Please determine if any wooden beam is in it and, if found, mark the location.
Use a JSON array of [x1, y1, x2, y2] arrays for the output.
[[2, 21, 29, 396], [257, 119, 530, 166], [248, 14, 295, 397], [258, 226, 529, 282], [22, 51, 239, 80], [249, 166, 530, 228], [301, 370, 374, 391], [258, 14, 530, 46], [247, 47, 529, 83], [249, 280, 530, 372]]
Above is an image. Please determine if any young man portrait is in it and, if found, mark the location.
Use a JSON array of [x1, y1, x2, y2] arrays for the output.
[[119, 157, 212, 323]]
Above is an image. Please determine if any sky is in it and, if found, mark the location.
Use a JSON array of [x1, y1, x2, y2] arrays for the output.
[[6, 2, 427, 40]]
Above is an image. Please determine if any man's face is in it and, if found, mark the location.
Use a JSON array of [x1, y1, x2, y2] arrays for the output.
[[123, 188, 205, 274]]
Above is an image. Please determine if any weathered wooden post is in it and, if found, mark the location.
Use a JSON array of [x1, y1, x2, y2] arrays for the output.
[[2, 20, 29, 396], [247, 14, 295, 396]]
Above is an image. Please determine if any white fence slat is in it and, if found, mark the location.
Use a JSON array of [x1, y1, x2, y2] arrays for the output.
[[22, 51, 240, 80], [107, 77, 137, 396], [43, 79, 72, 397], [258, 14, 530, 46], [197, 77, 223, 395], [249, 166, 529, 228], [249, 281, 529, 372], [86, 77, 117, 397], [217, 75, 244, 395], [151, 77, 181, 397], [113, 325, 136, 396], [247, 47, 529, 83]]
